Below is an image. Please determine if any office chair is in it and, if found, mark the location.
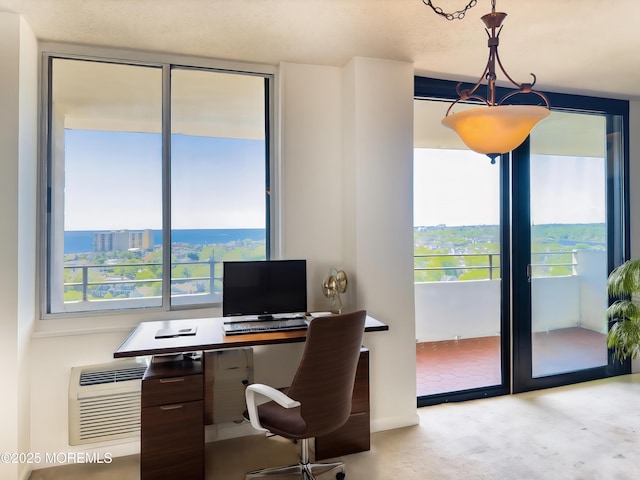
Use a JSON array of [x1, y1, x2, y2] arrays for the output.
[[244, 310, 367, 480]]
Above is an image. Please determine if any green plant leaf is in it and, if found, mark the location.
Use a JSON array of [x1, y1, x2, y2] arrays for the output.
[[607, 259, 640, 298], [606, 299, 640, 321], [605, 259, 640, 361], [607, 317, 640, 362]]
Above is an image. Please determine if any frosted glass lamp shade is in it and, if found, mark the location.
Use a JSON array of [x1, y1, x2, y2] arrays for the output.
[[441, 105, 550, 155]]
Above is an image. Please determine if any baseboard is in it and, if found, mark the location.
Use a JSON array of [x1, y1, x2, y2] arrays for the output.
[[371, 412, 420, 433], [205, 414, 421, 442]]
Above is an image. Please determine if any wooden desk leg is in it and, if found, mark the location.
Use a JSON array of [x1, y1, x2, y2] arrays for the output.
[[314, 348, 370, 460], [203, 352, 215, 425]]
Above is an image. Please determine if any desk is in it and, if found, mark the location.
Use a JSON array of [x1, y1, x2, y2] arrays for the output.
[[114, 315, 388, 480]]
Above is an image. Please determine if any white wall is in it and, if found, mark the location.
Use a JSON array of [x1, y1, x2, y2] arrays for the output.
[[0, 18, 21, 479], [576, 250, 607, 332], [17, 16, 38, 480], [415, 280, 501, 342], [277, 62, 346, 309], [0, 13, 37, 480], [0, 13, 21, 480], [531, 276, 581, 332]]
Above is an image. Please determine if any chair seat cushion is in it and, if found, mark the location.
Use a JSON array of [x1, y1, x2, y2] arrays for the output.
[[254, 400, 308, 438], [242, 387, 308, 439]]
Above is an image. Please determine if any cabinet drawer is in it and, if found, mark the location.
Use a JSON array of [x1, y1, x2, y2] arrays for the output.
[[142, 374, 203, 407], [141, 400, 204, 480], [315, 411, 370, 460]]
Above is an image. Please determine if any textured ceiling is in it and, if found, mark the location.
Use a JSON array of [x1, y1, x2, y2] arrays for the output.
[[1, 0, 639, 99]]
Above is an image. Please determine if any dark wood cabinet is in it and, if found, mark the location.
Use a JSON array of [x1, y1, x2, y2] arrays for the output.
[[141, 359, 204, 480], [314, 348, 370, 460]]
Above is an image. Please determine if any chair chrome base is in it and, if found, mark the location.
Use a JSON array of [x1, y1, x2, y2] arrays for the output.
[[245, 439, 345, 479], [245, 460, 343, 479]]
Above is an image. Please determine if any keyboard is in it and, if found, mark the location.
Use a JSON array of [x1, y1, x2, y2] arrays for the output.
[[223, 318, 309, 336]]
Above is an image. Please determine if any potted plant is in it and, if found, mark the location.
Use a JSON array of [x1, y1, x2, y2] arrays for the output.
[[607, 259, 640, 361]]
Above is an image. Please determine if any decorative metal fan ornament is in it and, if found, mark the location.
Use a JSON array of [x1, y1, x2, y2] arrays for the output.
[[322, 269, 348, 314]]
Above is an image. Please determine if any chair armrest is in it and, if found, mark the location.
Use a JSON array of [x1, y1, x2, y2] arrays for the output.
[[245, 383, 301, 432]]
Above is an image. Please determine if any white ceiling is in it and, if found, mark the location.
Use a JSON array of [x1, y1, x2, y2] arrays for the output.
[[1, 0, 639, 100]]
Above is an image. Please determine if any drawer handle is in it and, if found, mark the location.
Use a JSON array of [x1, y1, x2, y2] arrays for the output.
[[159, 377, 185, 384], [160, 404, 184, 411]]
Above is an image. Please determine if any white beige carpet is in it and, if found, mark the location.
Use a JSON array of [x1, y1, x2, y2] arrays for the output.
[[30, 374, 640, 480]]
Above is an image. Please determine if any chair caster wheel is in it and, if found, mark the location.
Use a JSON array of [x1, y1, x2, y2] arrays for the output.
[[336, 473, 346, 480]]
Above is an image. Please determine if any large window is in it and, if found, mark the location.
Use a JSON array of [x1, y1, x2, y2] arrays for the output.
[[43, 55, 272, 316]]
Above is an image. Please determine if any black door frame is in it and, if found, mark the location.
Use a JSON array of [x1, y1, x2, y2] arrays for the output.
[[414, 77, 631, 404]]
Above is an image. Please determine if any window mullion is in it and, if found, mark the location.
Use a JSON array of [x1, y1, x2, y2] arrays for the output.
[[162, 65, 172, 309]]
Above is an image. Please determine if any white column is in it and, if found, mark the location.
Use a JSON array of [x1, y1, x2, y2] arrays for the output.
[[0, 12, 38, 480], [342, 57, 418, 430]]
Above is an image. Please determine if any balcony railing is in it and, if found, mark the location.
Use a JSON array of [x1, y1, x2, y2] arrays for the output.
[[415, 249, 607, 342], [64, 260, 221, 302], [414, 253, 501, 280], [64, 251, 582, 302], [414, 251, 579, 282]]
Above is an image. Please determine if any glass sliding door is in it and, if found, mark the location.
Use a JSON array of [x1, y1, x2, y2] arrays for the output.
[[416, 76, 629, 400], [414, 98, 509, 405], [512, 108, 629, 393], [530, 113, 608, 377]]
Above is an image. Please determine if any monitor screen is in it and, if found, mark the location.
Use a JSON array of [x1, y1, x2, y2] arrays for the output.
[[222, 260, 307, 317]]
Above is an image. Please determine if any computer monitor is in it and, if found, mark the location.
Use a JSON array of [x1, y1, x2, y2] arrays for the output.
[[222, 259, 307, 318]]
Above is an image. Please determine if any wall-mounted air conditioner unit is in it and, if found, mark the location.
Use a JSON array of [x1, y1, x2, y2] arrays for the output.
[[68, 358, 148, 445]]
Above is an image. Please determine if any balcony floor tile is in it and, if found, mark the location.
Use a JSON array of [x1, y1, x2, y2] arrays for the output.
[[417, 327, 607, 397]]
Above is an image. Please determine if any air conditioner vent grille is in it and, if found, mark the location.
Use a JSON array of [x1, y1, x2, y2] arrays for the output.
[[69, 359, 147, 445], [78, 392, 141, 441], [79, 366, 146, 386]]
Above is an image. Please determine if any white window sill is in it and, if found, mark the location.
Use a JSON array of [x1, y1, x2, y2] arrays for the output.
[[32, 305, 223, 338]]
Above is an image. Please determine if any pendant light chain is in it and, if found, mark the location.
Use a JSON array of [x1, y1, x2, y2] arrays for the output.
[[422, 0, 478, 20]]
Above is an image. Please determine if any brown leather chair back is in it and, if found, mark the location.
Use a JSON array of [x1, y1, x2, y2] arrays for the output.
[[286, 310, 366, 437]]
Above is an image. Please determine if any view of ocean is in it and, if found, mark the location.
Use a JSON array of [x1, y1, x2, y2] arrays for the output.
[[64, 228, 266, 254]]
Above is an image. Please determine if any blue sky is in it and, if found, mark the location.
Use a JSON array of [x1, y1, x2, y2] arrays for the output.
[[65, 132, 605, 232], [64, 130, 266, 231]]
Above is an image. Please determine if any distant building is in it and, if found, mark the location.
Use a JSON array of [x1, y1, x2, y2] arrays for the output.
[[129, 229, 154, 250], [93, 229, 154, 252], [93, 232, 112, 252]]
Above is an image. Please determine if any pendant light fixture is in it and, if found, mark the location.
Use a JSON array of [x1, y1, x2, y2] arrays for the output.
[[423, 0, 550, 163]]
